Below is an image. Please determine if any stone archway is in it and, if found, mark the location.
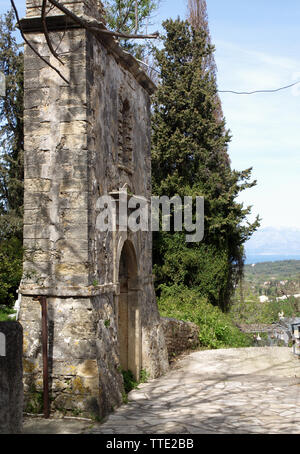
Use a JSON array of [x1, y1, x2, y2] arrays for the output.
[[118, 240, 142, 380]]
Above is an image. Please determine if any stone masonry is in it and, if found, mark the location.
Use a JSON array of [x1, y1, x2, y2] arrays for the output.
[[160, 317, 200, 362], [18, 0, 169, 418]]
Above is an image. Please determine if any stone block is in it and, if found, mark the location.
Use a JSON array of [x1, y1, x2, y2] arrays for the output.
[[55, 262, 89, 278], [57, 191, 88, 211], [58, 106, 87, 122], [24, 135, 53, 152], [23, 224, 50, 239], [59, 121, 87, 136], [62, 223, 89, 240], [19, 296, 41, 317], [24, 178, 51, 193], [23, 192, 52, 210], [54, 239, 89, 263], [24, 87, 50, 109], [160, 317, 200, 362], [23, 208, 50, 225], [25, 163, 51, 179]]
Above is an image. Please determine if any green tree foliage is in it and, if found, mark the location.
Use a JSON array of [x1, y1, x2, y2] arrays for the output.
[[103, 0, 160, 58], [0, 10, 24, 306], [0, 9, 24, 241], [0, 237, 23, 306], [151, 18, 260, 311]]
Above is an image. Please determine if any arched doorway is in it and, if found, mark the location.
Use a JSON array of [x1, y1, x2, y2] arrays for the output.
[[118, 240, 141, 380]]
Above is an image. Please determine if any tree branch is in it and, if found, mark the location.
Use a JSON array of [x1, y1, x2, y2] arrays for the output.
[[47, 0, 159, 39], [41, 0, 64, 65], [88, 25, 159, 39], [10, 0, 69, 84], [119, 0, 135, 31], [135, 0, 138, 34], [11, 0, 159, 86]]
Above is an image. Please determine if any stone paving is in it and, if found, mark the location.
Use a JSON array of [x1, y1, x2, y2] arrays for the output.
[[23, 347, 300, 434]]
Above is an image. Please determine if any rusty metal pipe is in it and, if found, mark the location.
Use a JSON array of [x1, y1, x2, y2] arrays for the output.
[[40, 296, 50, 419], [34, 295, 50, 418]]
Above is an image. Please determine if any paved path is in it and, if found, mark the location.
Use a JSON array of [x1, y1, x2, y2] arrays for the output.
[[23, 347, 300, 434]]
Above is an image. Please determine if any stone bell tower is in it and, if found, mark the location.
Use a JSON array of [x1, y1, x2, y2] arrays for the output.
[[19, 0, 168, 417]]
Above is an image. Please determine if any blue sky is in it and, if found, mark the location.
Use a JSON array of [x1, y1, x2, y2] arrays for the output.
[[157, 0, 300, 230], [1, 0, 300, 229]]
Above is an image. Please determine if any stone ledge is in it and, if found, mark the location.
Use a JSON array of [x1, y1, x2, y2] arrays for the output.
[[19, 282, 120, 297]]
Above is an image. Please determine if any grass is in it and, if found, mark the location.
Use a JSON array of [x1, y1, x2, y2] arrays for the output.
[[121, 368, 150, 404], [0, 305, 16, 321], [24, 385, 44, 414]]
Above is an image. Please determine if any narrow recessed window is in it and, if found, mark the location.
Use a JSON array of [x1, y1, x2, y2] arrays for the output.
[[118, 98, 133, 169], [0, 332, 6, 357]]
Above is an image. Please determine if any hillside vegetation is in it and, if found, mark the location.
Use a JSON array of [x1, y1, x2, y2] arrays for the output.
[[230, 260, 300, 325], [245, 260, 300, 284], [158, 285, 252, 349]]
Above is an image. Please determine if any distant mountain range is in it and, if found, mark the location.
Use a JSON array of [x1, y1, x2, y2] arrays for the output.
[[245, 227, 300, 263]]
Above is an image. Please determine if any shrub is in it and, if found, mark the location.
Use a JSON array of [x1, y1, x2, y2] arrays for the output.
[[154, 236, 232, 310], [121, 369, 150, 402], [0, 305, 16, 321], [0, 237, 23, 306], [121, 369, 139, 394], [158, 285, 252, 349], [24, 385, 44, 414]]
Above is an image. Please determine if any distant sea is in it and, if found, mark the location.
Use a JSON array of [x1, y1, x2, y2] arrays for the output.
[[245, 254, 300, 265]]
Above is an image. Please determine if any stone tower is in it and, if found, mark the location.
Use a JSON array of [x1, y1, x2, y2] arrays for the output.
[[19, 0, 168, 417]]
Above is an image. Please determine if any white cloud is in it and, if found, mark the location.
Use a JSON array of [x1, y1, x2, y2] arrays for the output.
[[215, 40, 299, 72]]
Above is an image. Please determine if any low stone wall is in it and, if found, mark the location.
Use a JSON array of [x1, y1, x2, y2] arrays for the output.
[[160, 317, 200, 362], [0, 322, 23, 434]]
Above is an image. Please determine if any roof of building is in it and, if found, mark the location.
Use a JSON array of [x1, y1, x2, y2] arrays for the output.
[[19, 14, 156, 95]]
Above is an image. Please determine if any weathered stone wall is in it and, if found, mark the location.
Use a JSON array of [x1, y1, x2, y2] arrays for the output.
[[21, 25, 89, 293], [160, 317, 200, 362], [19, 0, 168, 418], [0, 322, 23, 434], [21, 295, 124, 416], [26, 0, 106, 20], [86, 32, 169, 381]]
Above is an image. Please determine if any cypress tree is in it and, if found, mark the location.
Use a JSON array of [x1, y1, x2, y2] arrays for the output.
[[103, 0, 160, 58], [0, 10, 24, 306], [0, 9, 24, 241], [151, 19, 260, 311]]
